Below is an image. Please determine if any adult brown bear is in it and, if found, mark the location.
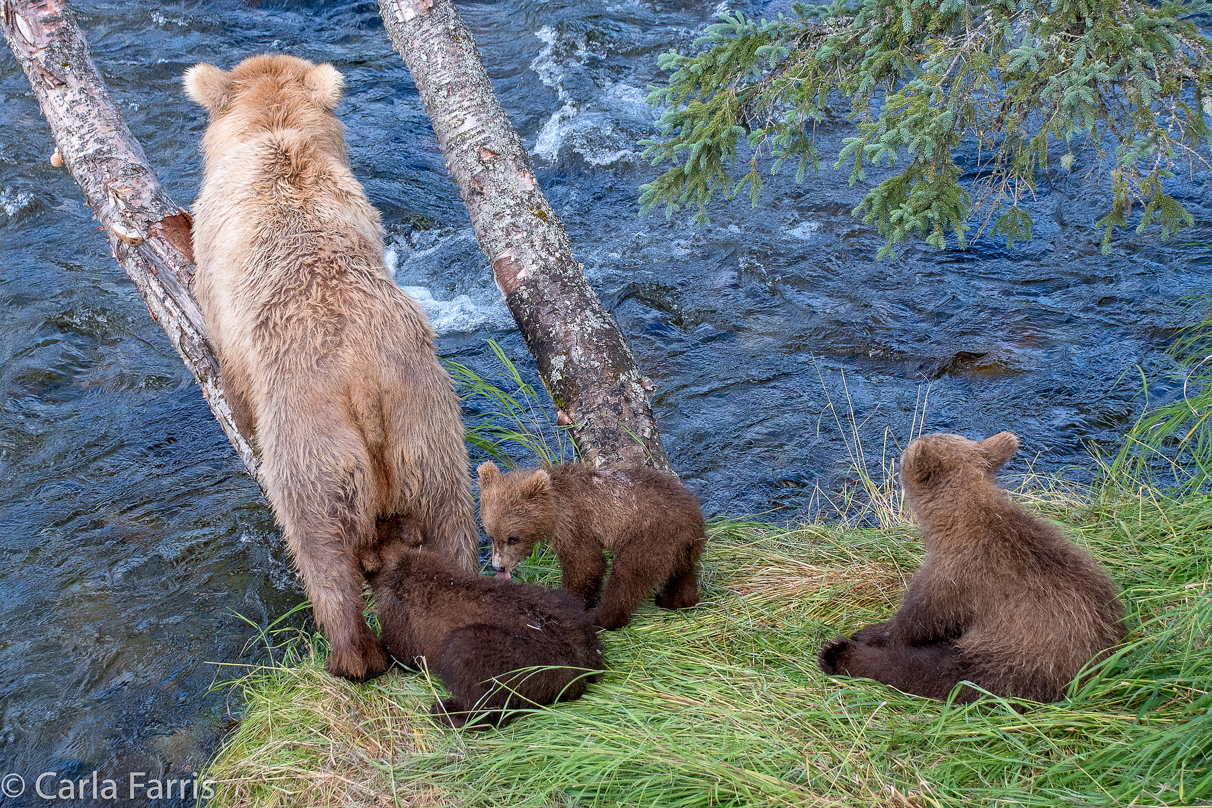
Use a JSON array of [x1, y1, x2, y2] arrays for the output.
[[185, 54, 477, 681], [819, 432, 1125, 703]]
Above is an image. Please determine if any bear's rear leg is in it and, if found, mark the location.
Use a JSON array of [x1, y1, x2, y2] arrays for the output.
[[439, 624, 568, 729], [293, 533, 390, 682], [420, 485, 479, 574], [263, 401, 390, 682], [592, 543, 672, 629], [818, 636, 971, 701], [654, 536, 705, 611], [850, 621, 892, 647]]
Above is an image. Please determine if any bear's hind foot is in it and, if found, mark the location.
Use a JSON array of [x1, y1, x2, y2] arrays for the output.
[[326, 634, 391, 682], [818, 637, 859, 676], [654, 589, 699, 610], [850, 621, 892, 648]]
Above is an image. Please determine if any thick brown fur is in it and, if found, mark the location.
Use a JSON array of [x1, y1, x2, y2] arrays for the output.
[[185, 55, 477, 681], [477, 462, 707, 630], [819, 431, 1126, 703], [368, 540, 603, 729]]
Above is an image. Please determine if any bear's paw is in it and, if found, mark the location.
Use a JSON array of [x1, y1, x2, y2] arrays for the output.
[[818, 637, 857, 675]]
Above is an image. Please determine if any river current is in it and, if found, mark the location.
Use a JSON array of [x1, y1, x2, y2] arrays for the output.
[[1, 0, 1208, 797]]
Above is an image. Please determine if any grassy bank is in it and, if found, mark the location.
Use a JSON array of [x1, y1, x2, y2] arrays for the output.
[[203, 478, 1212, 807]]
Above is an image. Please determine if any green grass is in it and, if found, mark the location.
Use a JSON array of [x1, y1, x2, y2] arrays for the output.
[[203, 486, 1212, 808], [1100, 297, 1212, 497], [201, 344, 1212, 807], [445, 340, 576, 468]]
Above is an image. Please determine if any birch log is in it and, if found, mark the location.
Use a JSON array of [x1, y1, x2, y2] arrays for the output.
[[378, 0, 672, 470], [2, 0, 267, 493]]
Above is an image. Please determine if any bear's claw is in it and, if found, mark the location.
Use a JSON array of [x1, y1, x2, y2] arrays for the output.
[[818, 636, 855, 675], [326, 638, 391, 682]]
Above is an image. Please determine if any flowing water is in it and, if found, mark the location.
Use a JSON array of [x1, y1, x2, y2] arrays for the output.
[[1, 0, 1209, 800]]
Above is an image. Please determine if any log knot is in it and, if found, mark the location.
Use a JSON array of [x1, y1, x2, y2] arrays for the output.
[[390, 0, 433, 23], [490, 246, 530, 296], [151, 209, 195, 265]]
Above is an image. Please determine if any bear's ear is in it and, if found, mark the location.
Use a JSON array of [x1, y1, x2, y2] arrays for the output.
[[520, 468, 552, 500], [305, 63, 344, 112], [901, 452, 940, 488], [183, 63, 233, 115], [476, 461, 500, 487], [980, 431, 1019, 472]]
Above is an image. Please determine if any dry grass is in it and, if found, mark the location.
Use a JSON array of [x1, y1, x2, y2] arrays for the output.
[[207, 653, 460, 807], [203, 484, 1212, 808], [202, 353, 1212, 807]]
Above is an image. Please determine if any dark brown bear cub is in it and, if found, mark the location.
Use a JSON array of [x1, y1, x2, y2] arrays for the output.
[[819, 431, 1125, 703], [368, 543, 603, 729], [477, 462, 707, 630]]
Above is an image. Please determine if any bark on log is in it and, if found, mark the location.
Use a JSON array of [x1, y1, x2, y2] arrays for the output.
[[2, 0, 267, 494], [378, 0, 672, 470]]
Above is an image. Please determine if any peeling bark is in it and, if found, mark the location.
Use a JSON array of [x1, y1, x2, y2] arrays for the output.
[[2, 0, 266, 493], [378, 0, 671, 470]]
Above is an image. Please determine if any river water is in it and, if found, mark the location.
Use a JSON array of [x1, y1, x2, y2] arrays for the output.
[[0, 0, 1208, 800]]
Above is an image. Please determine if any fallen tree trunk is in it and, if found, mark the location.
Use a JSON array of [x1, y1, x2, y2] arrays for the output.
[[378, 0, 671, 470], [2, 0, 266, 493]]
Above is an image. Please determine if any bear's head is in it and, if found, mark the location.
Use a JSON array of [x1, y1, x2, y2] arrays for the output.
[[477, 462, 556, 580], [184, 54, 346, 161], [900, 431, 1018, 508]]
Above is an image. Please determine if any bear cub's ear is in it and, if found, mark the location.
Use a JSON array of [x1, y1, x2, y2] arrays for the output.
[[521, 469, 552, 499], [306, 63, 344, 112], [980, 431, 1019, 472], [900, 447, 941, 488], [477, 461, 500, 487], [183, 63, 232, 115]]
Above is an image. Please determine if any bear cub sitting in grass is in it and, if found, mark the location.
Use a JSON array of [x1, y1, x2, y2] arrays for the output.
[[368, 541, 603, 729], [477, 462, 707, 630], [819, 431, 1125, 704]]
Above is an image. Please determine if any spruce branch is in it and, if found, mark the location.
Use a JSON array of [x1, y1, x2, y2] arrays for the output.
[[641, 0, 1212, 255]]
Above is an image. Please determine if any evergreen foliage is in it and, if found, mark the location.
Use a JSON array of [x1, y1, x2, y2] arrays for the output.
[[640, 0, 1212, 256]]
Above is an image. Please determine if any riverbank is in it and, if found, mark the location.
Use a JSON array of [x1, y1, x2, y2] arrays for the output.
[[202, 474, 1212, 807]]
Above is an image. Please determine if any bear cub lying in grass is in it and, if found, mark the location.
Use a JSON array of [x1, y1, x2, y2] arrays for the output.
[[477, 462, 707, 630], [819, 431, 1125, 704], [368, 541, 603, 729]]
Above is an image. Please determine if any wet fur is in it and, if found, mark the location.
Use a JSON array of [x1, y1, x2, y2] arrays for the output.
[[185, 55, 477, 681], [369, 543, 603, 729], [819, 431, 1126, 703], [478, 463, 707, 630]]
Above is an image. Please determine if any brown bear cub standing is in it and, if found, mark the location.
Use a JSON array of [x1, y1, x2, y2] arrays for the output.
[[368, 541, 603, 729], [185, 55, 478, 682], [477, 462, 707, 630], [819, 432, 1125, 703]]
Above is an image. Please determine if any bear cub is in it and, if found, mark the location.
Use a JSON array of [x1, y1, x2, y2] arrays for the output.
[[477, 462, 707, 630], [819, 431, 1125, 703], [184, 55, 478, 682], [368, 542, 603, 729]]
